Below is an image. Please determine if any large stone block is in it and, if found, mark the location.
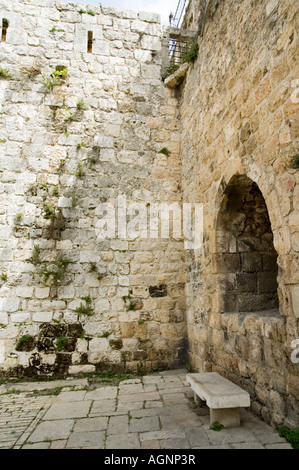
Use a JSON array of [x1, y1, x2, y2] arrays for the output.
[[0, 298, 20, 312], [16, 286, 34, 298]]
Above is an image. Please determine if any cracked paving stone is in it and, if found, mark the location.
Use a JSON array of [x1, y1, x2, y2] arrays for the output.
[[27, 419, 74, 442], [42, 401, 92, 420]]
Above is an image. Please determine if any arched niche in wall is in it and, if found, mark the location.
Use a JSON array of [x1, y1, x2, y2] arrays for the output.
[[216, 174, 280, 315]]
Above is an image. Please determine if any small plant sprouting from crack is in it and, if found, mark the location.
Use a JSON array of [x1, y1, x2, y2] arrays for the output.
[[210, 421, 224, 432], [66, 112, 75, 122], [14, 212, 23, 224], [82, 295, 92, 305], [278, 425, 299, 449], [43, 203, 56, 221], [77, 141, 88, 150], [42, 203, 65, 234], [42, 73, 60, 92], [75, 161, 85, 178], [58, 159, 65, 173], [56, 335, 68, 351], [181, 37, 199, 63], [0, 67, 11, 79], [88, 262, 106, 281], [43, 204, 55, 220], [88, 155, 97, 165], [161, 60, 179, 80], [1, 272, 7, 282], [31, 244, 41, 266], [39, 256, 71, 285], [122, 294, 142, 311], [76, 98, 88, 111], [76, 302, 94, 317], [89, 262, 98, 273], [76, 304, 94, 316], [50, 26, 65, 33], [52, 186, 59, 197], [127, 301, 138, 311], [100, 331, 110, 338], [76, 296, 94, 317], [159, 147, 171, 156], [290, 153, 299, 170], [41, 67, 68, 93]]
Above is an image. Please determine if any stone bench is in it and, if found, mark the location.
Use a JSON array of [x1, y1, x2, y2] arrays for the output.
[[186, 372, 250, 428]]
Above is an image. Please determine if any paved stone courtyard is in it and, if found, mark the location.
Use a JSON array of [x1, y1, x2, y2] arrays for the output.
[[0, 369, 292, 449]]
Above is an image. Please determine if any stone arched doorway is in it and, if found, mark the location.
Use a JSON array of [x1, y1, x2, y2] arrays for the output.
[[216, 174, 279, 315]]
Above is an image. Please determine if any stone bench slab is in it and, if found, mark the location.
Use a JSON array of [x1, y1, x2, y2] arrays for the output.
[[186, 372, 250, 409], [186, 372, 250, 428]]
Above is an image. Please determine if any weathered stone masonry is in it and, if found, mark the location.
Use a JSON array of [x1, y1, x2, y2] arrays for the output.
[[0, 0, 186, 377], [0, 0, 298, 430], [180, 0, 299, 428]]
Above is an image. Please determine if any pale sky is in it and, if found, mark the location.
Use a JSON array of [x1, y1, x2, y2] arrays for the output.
[[63, 0, 181, 25]]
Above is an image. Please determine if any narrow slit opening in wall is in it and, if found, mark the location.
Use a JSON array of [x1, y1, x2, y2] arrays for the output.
[[87, 31, 93, 53], [1, 19, 9, 42]]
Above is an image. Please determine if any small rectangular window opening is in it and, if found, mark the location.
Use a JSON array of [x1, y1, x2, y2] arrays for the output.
[[1, 19, 9, 42], [87, 31, 93, 53]]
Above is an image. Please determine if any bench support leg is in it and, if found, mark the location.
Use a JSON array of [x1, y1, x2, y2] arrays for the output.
[[194, 393, 205, 407], [210, 407, 240, 428]]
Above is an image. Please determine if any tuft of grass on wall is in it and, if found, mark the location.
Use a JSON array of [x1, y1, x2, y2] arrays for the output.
[[0, 67, 11, 79], [182, 37, 199, 63], [290, 154, 299, 169]]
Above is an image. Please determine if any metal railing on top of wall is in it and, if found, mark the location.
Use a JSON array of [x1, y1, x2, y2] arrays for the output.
[[168, 0, 190, 61], [169, 0, 189, 28]]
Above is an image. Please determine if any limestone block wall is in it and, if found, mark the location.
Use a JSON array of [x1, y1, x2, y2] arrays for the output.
[[0, 0, 187, 376], [180, 0, 299, 427]]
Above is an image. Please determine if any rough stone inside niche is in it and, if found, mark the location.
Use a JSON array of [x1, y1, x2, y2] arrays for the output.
[[217, 176, 279, 315]]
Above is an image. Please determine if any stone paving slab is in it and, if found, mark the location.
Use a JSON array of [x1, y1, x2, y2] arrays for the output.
[[28, 419, 74, 442], [42, 401, 92, 420], [0, 369, 294, 450], [66, 430, 106, 449]]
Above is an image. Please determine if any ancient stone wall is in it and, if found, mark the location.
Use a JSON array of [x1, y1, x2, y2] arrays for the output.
[[1, 0, 298, 430], [0, 0, 187, 377], [180, 0, 299, 428]]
